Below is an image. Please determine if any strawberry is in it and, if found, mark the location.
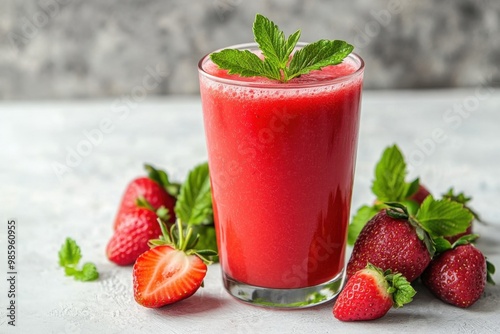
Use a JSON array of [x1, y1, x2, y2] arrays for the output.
[[421, 236, 495, 308], [347, 209, 431, 282], [133, 221, 216, 308], [106, 207, 163, 266], [409, 184, 431, 205], [114, 164, 179, 230], [347, 199, 473, 282], [333, 263, 415, 321]]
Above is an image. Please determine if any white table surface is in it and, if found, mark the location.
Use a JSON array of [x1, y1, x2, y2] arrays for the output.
[[1, 90, 500, 333]]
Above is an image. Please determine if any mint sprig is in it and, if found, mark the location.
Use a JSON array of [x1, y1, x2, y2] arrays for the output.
[[58, 238, 99, 282], [372, 145, 417, 202], [348, 144, 420, 245], [210, 14, 353, 83]]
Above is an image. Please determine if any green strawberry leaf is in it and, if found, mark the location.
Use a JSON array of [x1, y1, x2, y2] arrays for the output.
[[347, 205, 379, 245], [58, 238, 81, 267], [389, 273, 416, 308], [385, 202, 410, 220], [433, 237, 452, 254], [416, 197, 474, 237], [442, 187, 483, 223], [189, 224, 219, 262], [451, 234, 479, 248], [174, 162, 213, 226], [487, 260, 496, 285], [371, 145, 408, 202], [442, 187, 471, 205]]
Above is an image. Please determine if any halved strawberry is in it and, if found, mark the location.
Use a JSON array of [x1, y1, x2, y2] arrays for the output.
[[133, 220, 216, 308]]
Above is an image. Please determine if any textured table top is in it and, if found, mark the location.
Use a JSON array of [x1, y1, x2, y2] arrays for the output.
[[1, 90, 500, 333]]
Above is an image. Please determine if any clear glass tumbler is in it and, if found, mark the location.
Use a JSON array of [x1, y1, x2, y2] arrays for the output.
[[198, 43, 364, 308]]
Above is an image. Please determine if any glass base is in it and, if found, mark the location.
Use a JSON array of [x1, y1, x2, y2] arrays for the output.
[[222, 271, 345, 309]]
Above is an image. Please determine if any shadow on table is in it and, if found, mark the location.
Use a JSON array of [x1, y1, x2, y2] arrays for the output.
[[153, 294, 229, 316]]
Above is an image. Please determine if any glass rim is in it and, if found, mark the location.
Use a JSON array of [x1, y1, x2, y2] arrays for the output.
[[198, 42, 364, 89]]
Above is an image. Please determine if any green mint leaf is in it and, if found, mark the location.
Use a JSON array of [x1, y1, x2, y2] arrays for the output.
[[210, 14, 353, 83], [73, 263, 99, 282], [389, 273, 416, 308], [371, 145, 408, 202], [404, 178, 420, 198], [347, 205, 379, 245], [210, 49, 281, 81], [174, 162, 213, 225], [58, 237, 81, 267], [285, 39, 354, 81], [416, 197, 474, 237], [253, 13, 300, 69], [64, 266, 78, 277], [285, 30, 301, 62], [145, 164, 181, 197], [59, 238, 99, 282]]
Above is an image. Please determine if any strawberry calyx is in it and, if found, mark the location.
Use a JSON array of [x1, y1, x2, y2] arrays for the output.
[[442, 187, 484, 224], [145, 164, 181, 198], [365, 263, 416, 308], [385, 202, 436, 257], [149, 219, 217, 265], [487, 260, 496, 285], [136, 196, 171, 222], [433, 234, 479, 254]]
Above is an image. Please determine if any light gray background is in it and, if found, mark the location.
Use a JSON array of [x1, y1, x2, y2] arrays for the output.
[[1, 0, 499, 99]]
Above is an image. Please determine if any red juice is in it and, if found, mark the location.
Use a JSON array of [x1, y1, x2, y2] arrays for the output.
[[199, 45, 364, 291]]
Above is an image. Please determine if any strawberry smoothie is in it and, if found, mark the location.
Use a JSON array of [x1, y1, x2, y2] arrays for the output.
[[199, 44, 364, 303]]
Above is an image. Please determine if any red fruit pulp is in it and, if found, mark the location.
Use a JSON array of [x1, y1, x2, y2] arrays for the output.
[[199, 48, 364, 288]]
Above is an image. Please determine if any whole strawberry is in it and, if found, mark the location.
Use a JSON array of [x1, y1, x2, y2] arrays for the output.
[[114, 164, 178, 230], [107, 206, 166, 265], [347, 209, 430, 282], [347, 199, 473, 282], [333, 263, 415, 321], [421, 236, 495, 308]]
